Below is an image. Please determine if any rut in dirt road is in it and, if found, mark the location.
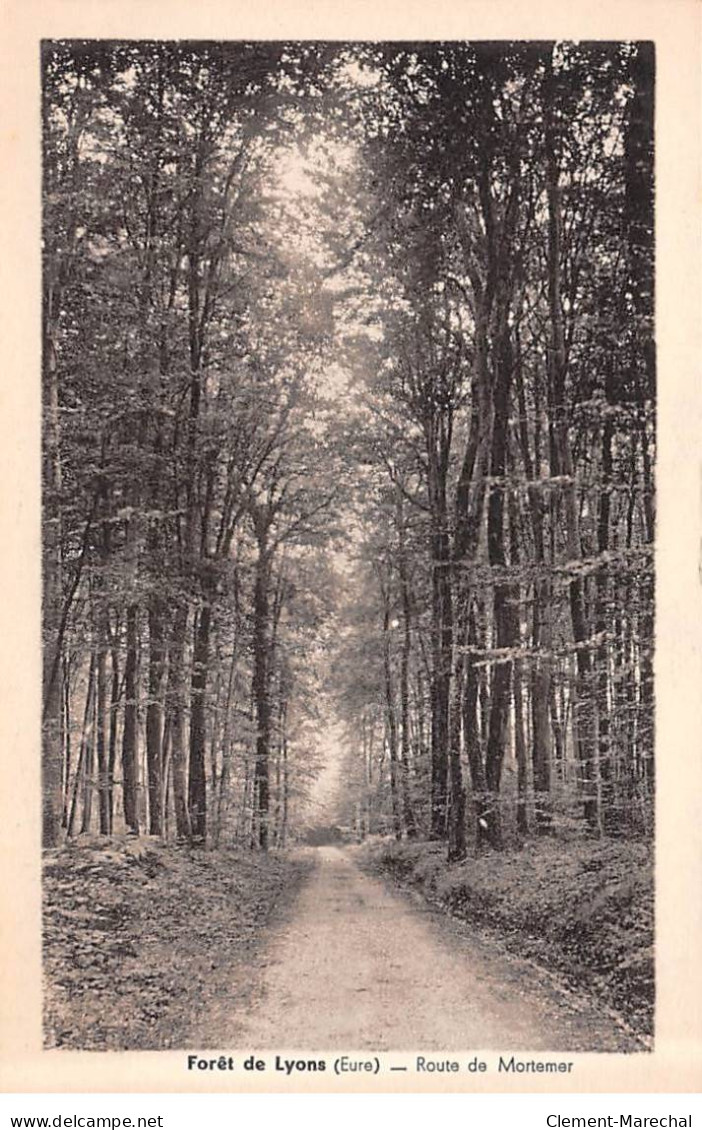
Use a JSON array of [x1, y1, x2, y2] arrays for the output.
[[231, 847, 640, 1052]]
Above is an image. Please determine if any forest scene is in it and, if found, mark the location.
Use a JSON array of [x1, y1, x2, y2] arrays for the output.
[[42, 39, 655, 1052]]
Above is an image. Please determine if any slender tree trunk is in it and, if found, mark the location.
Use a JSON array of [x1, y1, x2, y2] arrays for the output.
[[447, 643, 467, 862], [513, 659, 528, 835], [167, 604, 191, 842], [95, 619, 110, 835], [363, 716, 373, 835], [68, 654, 95, 837], [239, 751, 251, 845], [515, 345, 552, 831], [42, 299, 64, 847], [62, 660, 72, 828], [596, 367, 615, 831], [531, 637, 553, 827], [550, 680, 565, 779], [483, 331, 517, 849], [160, 714, 172, 839], [252, 540, 272, 850], [189, 598, 211, 843], [507, 484, 529, 836], [463, 606, 490, 845], [146, 599, 167, 835], [397, 497, 418, 839], [80, 654, 97, 835], [122, 604, 140, 834], [214, 644, 237, 847], [545, 89, 600, 833], [107, 632, 121, 835], [429, 507, 452, 840], [273, 734, 283, 847], [381, 599, 402, 840], [281, 718, 289, 849]]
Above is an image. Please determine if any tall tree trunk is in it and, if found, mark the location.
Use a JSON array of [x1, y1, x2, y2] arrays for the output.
[[280, 714, 289, 849], [550, 680, 565, 779], [189, 598, 211, 843], [531, 635, 553, 828], [95, 618, 110, 835], [626, 44, 655, 801], [121, 604, 140, 834], [596, 364, 615, 830], [146, 599, 167, 835], [397, 495, 418, 839], [463, 605, 490, 845], [507, 483, 529, 836], [252, 540, 272, 850], [42, 297, 64, 847], [239, 750, 252, 845], [381, 598, 402, 840], [484, 331, 517, 849], [167, 604, 191, 842], [62, 660, 72, 828], [545, 84, 600, 833], [68, 654, 95, 837], [214, 644, 238, 847], [453, 303, 493, 846], [363, 715, 373, 835], [429, 501, 452, 840], [447, 643, 467, 862], [106, 627, 121, 835], [80, 654, 97, 835], [515, 342, 552, 831], [513, 660, 528, 836]]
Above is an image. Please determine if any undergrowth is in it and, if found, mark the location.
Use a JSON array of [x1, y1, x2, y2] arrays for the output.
[[43, 837, 310, 1049], [362, 836, 654, 1039]]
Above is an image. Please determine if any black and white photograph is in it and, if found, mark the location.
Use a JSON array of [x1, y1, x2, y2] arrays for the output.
[[37, 36, 660, 1060]]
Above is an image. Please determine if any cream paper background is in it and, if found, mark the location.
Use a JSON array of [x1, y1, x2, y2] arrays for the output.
[[0, 0, 700, 1095]]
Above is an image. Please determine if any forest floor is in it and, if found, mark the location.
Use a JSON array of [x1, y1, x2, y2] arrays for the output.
[[43, 838, 311, 1050], [43, 839, 652, 1052], [360, 837, 654, 1044]]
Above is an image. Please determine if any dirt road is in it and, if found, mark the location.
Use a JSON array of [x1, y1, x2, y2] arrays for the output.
[[232, 846, 639, 1052]]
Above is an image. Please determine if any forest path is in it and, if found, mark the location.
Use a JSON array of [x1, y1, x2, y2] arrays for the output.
[[231, 846, 638, 1052]]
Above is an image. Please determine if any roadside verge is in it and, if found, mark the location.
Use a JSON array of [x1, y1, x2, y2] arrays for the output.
[[43, 838, 312, 1050], [359, 837, 654, 1044]]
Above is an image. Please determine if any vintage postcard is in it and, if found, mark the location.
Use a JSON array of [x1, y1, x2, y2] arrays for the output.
[[0, 0, 700, 1095]]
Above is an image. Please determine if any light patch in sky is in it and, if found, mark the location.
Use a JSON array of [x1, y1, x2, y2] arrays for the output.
[[272, 135, 357, 202], [340, 59, 381, 90], [317, 360, 350, 397], [273, 145, 322, 201], [306, 725, 346, 826], [268, 135, 361, 278]]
